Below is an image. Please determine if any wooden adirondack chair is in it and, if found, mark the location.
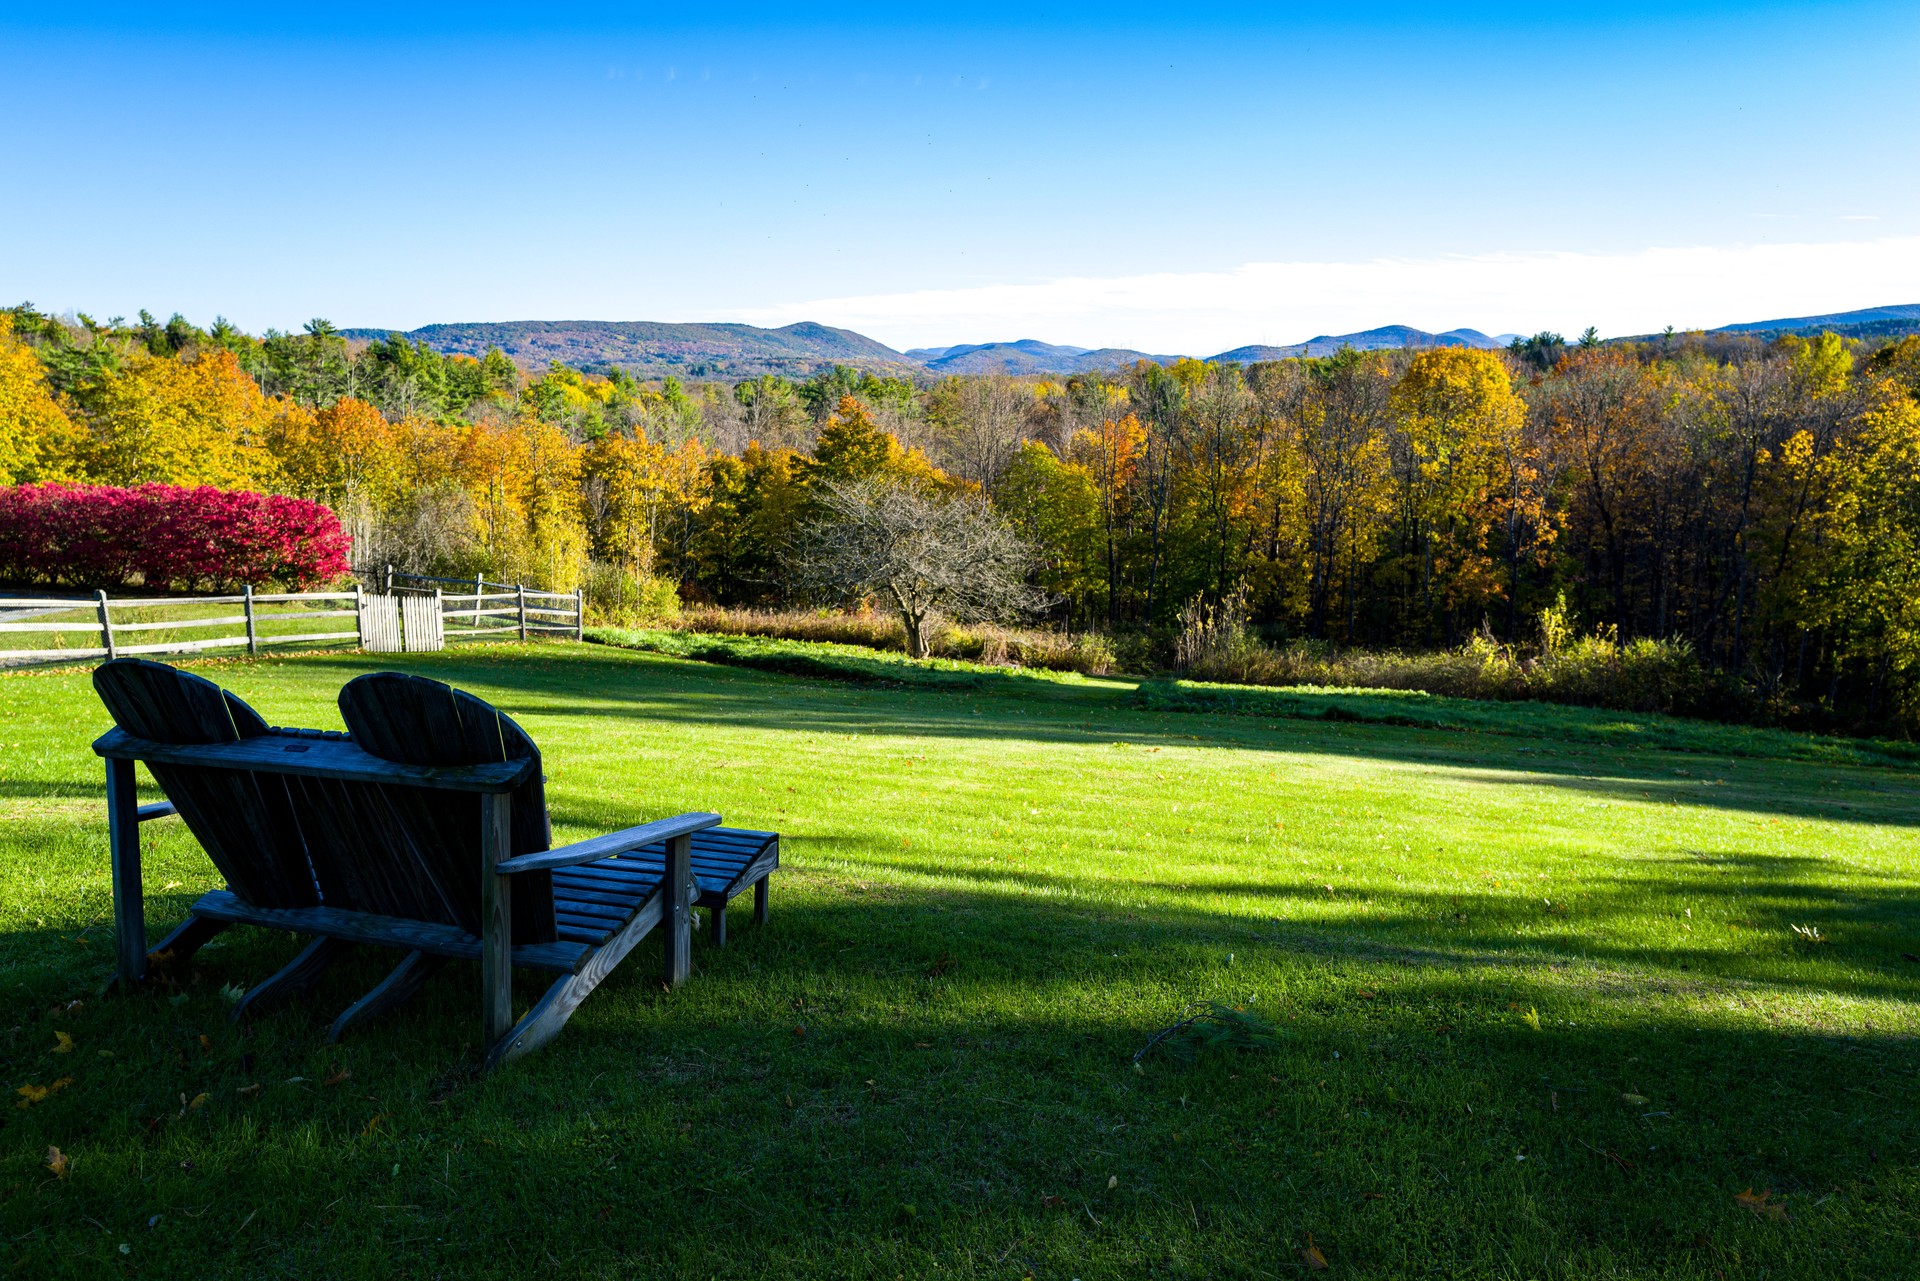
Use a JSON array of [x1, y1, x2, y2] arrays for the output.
[[91, 660, 779, 1068]]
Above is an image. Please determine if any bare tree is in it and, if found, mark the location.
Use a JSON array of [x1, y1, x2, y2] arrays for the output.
[[792, 479, 1045, 657], [933, 375, 1032, 489]]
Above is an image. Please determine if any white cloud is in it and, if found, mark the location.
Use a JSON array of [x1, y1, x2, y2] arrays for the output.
[[729, 237, 1920, 355]]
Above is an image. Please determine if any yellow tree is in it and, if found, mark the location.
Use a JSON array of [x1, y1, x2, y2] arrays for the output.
[[1170, 363, 1265, 605], [1541, 348, 1664, 633], [800, 395, 944, 490], [1388, 348, 1534, 639], [992, 440, 1103, 619], [1067, 413, 1145, 624], [77, 349, 281, 489], [693, 443, 805, 602], [268, 397, 407, 511], [580, 429, 709, 576], [451, 418, 587, 589], [1265, 352, 1395, 638], [1807, 397, 1920, 728], [513, 418, 589, 590], [582, 430, 671, 572], [0, 314, 78, 484]]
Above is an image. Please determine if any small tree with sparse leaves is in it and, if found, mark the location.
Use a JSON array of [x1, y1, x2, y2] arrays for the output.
[[791, 478, 1045, 658]]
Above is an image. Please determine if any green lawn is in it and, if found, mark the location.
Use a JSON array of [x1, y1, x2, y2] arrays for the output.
[[3, 641, 1918, 1278]]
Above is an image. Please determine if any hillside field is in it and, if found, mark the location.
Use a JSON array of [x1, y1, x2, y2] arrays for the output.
[[2, 641, 1917, 1278]]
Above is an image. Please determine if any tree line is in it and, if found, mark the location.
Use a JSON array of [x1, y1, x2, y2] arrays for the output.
[[2, 304, 1916, 731]]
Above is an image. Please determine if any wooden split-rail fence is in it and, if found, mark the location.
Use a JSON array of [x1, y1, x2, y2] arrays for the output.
[[0, 569, 585, 668]]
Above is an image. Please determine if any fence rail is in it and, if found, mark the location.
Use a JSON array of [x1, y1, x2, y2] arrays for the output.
[[0, 570, 584, 668]]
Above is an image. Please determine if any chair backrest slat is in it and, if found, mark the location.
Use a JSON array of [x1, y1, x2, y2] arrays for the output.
[[92, 660, 321, 910], [336, 672, 557, 945]]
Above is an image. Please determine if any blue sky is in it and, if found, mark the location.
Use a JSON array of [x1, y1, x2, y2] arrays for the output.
[[4, 3, 1918, 353]]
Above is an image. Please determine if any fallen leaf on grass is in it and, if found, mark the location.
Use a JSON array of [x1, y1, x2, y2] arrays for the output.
[[44, 1147, 68, 1179], [236, 1083, 261, 1098], [362, 1113, 388, 1137], [1621, 1092, 1648, 1105], [16, 1078, 73, 1108], [323, 1068, 351, 1087], [1040, 1194, 1065, 1208], [1735, 1187, 1789, 1221], [1299, 1235, 1329, 1269], [183, 1092, 209, 1115], [1355, 991, 1376, 1000], [51, 1032, 74, 1054]]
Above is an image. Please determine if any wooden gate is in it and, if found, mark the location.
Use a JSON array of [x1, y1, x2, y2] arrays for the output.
[[399, 594, 445, 652], [357, 593, 443, 653], [359, 594, 402, 653]]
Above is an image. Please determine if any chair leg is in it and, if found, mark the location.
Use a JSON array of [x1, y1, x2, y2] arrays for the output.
[[328, 951, 447, 1043], [146, 915, 229, 973], [485, 885, 667, 1071], [754, 876, 770, 926], [230, 937, 353, 1023], [710, 902, 728, 947], [662, 834, 691, 989]]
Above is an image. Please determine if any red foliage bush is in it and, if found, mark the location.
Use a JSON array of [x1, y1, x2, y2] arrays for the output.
[[0, 483, 351, 591]]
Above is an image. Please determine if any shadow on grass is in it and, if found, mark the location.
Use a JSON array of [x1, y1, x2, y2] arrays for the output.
[[822, 847, 1920, 1004], [5, 876, 1919, 1279]]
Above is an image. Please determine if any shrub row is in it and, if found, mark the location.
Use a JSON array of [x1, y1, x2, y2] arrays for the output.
[[1178, 632, 1748, 721], [0, 483, 351, 591], [668, 606, 1126, 675]]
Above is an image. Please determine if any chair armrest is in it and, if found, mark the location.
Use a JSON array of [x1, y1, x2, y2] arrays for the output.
[[137, 801, 177, 822], [493, 812, 722, 875]]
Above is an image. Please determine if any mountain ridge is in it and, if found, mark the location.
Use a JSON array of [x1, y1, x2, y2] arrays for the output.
[[343, 303, 1920, 379], [337, 319, 912, 379]]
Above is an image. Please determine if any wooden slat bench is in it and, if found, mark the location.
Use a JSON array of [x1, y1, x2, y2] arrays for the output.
[[91, 660, 780, 1069], [558, 827, 779, 947]]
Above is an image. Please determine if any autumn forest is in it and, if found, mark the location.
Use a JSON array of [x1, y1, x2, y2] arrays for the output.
[[2, 305, 1917, 733]]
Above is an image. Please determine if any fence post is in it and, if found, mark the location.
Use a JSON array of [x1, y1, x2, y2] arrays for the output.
[[517, 585, 529, 641], [354, 582, 365, 649], [95, 590, 117, 660], [243, 584, 259, 657], [474, 573, 483, 628], [384, 563, 394, 593], [574, 587, 584, 641]]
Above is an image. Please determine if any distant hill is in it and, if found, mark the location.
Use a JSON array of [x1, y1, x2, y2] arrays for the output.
[[1698, 303, 1920, 343], [1603, 304, 1920, 348], [1709, 303, 1920, 335], [337, 319, 912, 378], [1210, 325, 1504, 363], [915, 339, 1183, 375]]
